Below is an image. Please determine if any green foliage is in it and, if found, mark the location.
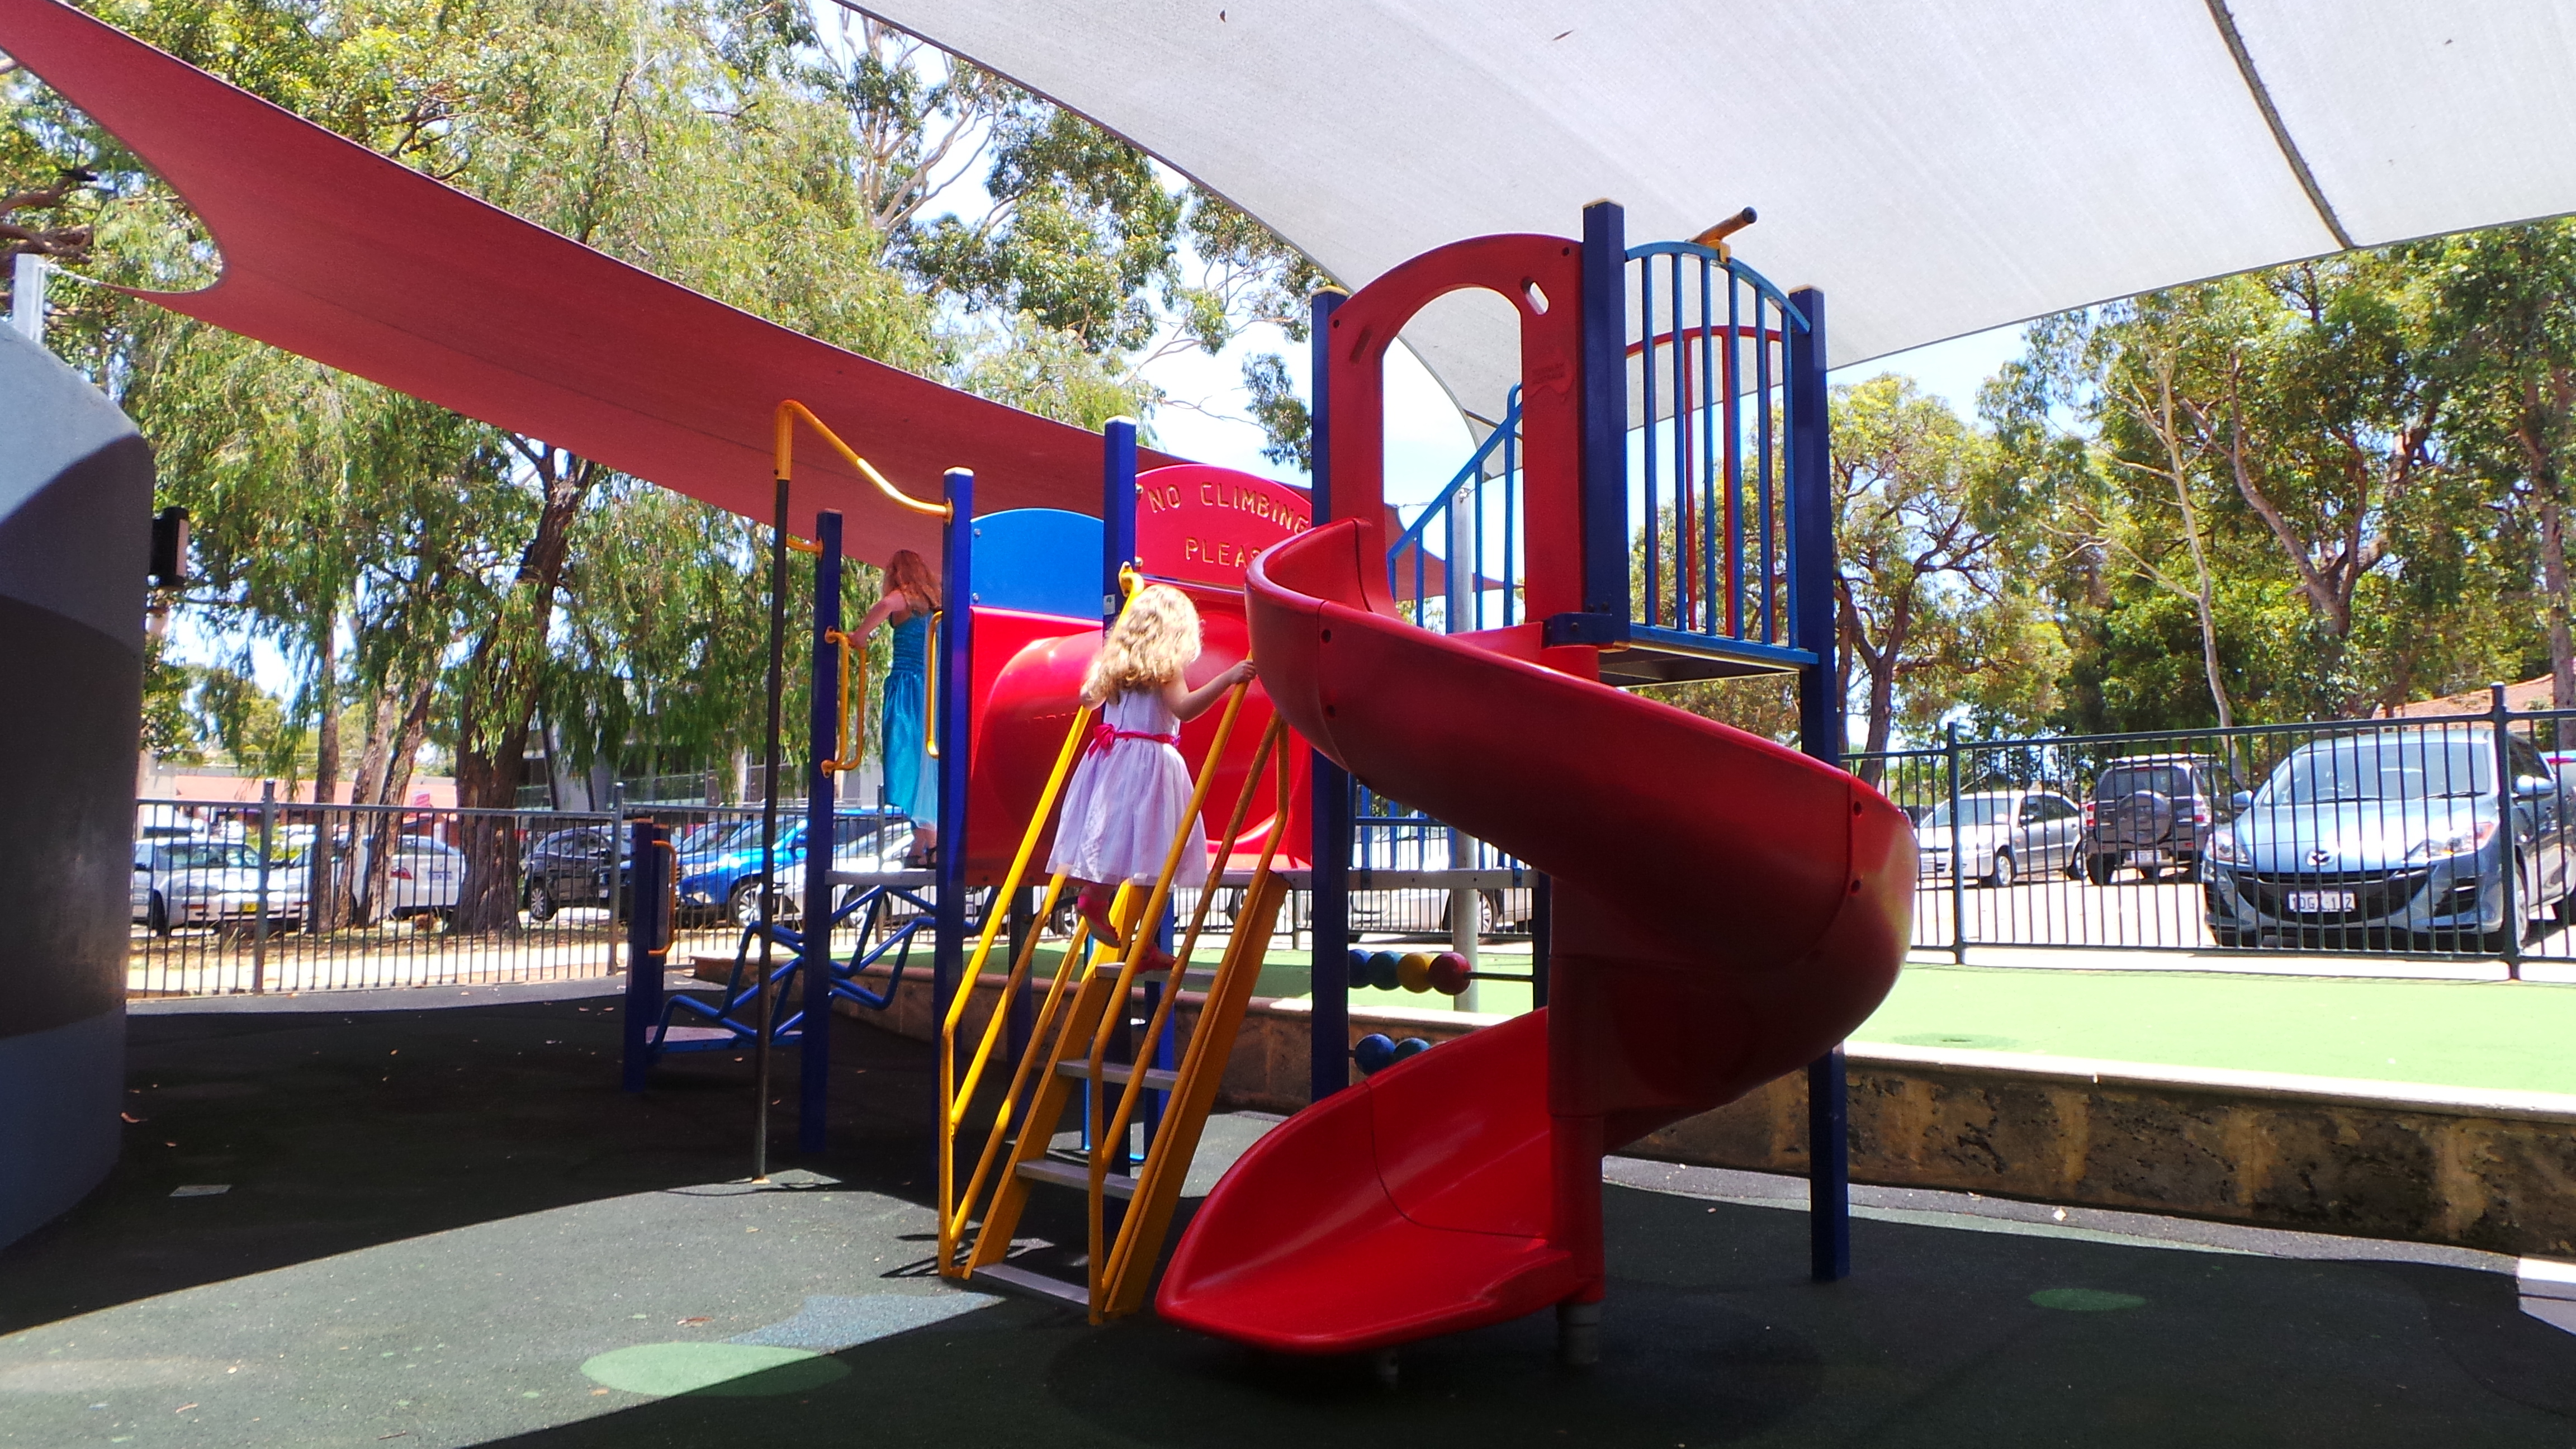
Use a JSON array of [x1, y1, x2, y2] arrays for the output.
[[4, 0, 1317, 837], [1831, 375, 2060, 757], [1239, 352, 1311, 470], [1983, 231, 2569, 732]]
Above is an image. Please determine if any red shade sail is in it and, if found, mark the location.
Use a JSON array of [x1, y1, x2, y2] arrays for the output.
[[0, 0, 1180, 561]]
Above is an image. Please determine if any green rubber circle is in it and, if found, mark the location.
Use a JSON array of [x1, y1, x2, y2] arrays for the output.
[[580, 1342, 850, 1397], [2029, 1287, 2146, 1313]]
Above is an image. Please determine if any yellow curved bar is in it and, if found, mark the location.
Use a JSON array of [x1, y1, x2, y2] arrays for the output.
[[819, 628, 863, 774], [774, 399, 950, 519], [923, 612, 940, 760]]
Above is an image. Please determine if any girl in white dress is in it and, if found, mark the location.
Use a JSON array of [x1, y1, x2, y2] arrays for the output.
[[1049, 584, 1256, 949]]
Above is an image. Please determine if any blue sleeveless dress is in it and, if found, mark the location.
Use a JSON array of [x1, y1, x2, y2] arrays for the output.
[[881, 612, 935, 825]]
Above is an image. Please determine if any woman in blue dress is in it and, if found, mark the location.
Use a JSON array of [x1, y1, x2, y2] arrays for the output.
[[855, 549, 940, 865]]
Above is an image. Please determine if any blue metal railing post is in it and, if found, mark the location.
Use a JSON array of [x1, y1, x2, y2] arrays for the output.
[[621, 817, 668, 1092], [1309, 287, 1353, 1106], [1099, 420, 1140, 1157], [799, 509, 842, 1153], [1102, 419, 1138, 622], [934, 470, 973, 1021], [1787, 284, 1849, 1284], [1579, 201, 1630, 622]]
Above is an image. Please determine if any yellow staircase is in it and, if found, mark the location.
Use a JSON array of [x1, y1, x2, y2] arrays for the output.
[[937, 686, 1293, 1320]]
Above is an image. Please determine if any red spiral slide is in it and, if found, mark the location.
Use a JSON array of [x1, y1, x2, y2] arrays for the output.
[[1154, 517, 1917, 1353]]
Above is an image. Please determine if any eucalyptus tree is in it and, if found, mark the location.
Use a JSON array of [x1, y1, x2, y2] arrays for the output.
[[1830, 375, 2056, 773]]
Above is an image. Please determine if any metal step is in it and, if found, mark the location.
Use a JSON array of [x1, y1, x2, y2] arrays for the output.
[[973, 1261, 1090, 1308], [1050, 1059, 1181, 1092], [1015, 1157, 1137, 1199]]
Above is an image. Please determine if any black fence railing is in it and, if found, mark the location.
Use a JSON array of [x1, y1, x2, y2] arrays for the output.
[[1852, 690, 2576, 974], [129, 792, 1519, 998]]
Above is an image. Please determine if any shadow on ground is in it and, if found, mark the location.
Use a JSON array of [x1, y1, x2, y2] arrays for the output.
[[0, 991, 944, 1336], [1, 992, 2572, 1447]]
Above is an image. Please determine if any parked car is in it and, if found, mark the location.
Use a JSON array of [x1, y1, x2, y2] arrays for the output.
[[680, 813, 907, 927], [522, 825, 629, 921], [375, 836, 465, 921], [1916, 788, 2084, 888], [2203, 726, 2576, 949], [132, 839, 309, 935], [2081, 753, 2241, 883], [757, 817, 919, 926]]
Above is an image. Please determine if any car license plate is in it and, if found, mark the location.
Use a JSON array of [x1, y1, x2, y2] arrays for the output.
[[2288, 890, 2356, 913]]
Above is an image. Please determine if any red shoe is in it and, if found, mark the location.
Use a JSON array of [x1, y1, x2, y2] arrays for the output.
[[1076, 887, 1126, 949]]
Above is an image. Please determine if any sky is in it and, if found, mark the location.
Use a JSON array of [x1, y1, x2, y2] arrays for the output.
[[1139, 315, 2035, 509]]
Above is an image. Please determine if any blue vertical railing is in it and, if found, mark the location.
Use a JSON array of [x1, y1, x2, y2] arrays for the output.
[[1386, 386, 1523, 636], [1625, 242, 1812, 664]]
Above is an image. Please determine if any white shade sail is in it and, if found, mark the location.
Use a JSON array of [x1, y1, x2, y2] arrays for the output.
[[852, 0, 2576, 421]]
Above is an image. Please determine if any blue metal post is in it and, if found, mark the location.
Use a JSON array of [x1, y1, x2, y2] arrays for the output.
[[1308, 287, 1353, 1106], [621, 818, 667, 1092], [799, 509, 842, 1153], [934, 470, 974, 1018], [1787, 284, 1849, 1284], [1103, 419, 1138, 623], [1099, 422, 1140, 1161], [1578, 200, 1630, 622]]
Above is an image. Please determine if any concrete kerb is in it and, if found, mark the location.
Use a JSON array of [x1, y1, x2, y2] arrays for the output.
[[755, 953, 2576, 1259]]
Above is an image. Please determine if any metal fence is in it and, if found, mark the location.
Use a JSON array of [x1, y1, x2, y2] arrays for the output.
[[130, 789, 1531, 998], [1855, 692, 2576, 973]]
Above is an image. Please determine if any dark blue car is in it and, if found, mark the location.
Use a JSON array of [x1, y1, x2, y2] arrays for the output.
[[676, 812, 906, 926], [2204, 726, 2576, 950]]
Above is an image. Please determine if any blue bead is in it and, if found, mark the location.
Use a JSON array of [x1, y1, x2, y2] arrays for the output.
[[1351, 1033, 1398, 1074]]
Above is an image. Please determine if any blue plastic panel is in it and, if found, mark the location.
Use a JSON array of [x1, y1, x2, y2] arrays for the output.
[[970, 508, 1104, 621]]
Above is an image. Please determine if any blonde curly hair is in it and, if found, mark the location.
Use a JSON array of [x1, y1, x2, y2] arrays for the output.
[[1081, 584, 1201, 707]]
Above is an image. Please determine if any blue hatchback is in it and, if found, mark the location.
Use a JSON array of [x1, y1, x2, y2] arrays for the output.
[[2203, 726, 2576, 950], [675, 812, 908, 926]]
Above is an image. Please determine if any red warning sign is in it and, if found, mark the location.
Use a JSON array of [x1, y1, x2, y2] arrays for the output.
[[1134, 464, 1311, 589]]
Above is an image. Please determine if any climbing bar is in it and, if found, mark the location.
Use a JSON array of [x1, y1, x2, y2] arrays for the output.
[[924, 612, 941, 759], [936, 694, 1099, 1271], [1097, 714, 1290, 1311], [773, 399, 951, 519], [1082, 681, 1251, 1298], [820, 627, 863, 774]]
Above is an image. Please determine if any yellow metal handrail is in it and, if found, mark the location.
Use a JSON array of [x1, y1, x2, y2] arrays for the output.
[[774, 400, 950, 519], [936, 700, 1096, 1270], [1082, 682, 1249, 1296], [923, 611, 941, 760], [820, 628, 863, 774], [1096, 715, 1289, 1310]]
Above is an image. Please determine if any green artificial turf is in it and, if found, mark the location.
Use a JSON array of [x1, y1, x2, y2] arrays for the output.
[[1852, 964, 2576, 1095], [1050, 939, 2576, 1096]]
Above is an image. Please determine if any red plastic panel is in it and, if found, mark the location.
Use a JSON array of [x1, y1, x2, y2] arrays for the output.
[[965, 607, 1310, 880], [1320, 233, 1587, 620]]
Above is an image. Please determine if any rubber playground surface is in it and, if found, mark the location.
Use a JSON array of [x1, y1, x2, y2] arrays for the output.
[[1, 983, 2569, 1448]]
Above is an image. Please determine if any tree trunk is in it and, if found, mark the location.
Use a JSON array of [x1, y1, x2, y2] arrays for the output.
[[448, 447, 599, 934], [307, 619, 341, 932], [344, 671, 435, 929], [2542, 492, 2575, 709]]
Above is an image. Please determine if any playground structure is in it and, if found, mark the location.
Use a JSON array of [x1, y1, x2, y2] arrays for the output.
[[602, 201, 1911, 1358], [1158, 207, 1913, 1357], [1, 0, 1916, 1344]]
